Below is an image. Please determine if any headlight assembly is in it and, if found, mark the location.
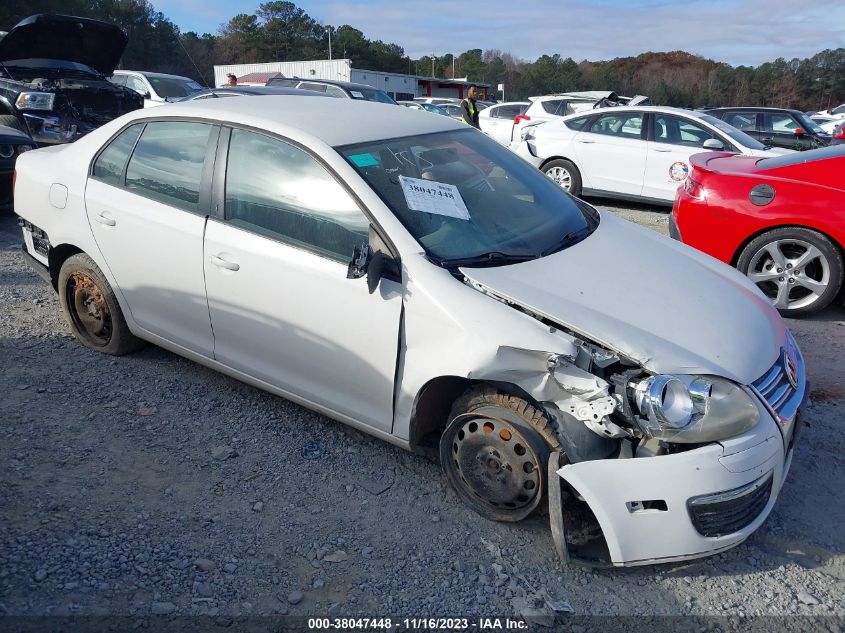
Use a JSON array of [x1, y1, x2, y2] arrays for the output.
[[15, 92, 56, 111], [632, 374, 759, 442], [0, 144, 14, 159]]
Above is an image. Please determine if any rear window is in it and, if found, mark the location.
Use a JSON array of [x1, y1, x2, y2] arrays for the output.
[[758, 145, 845, 170], [92, 123, 143, 185], [541, 100, 563, 114]]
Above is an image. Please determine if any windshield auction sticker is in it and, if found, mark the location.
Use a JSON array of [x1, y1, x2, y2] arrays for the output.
[[399, 176, 471, 220]]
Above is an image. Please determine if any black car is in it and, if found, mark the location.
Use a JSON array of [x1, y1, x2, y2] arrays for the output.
[[178, 86, 329, 101], [265, 77, 397, 104], [704, 107, 830, 151], [0, 14, 143, 146], [0, 124, 34, 209]]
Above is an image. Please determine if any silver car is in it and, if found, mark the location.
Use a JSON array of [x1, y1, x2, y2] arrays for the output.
[[14, 96, 805, 567]]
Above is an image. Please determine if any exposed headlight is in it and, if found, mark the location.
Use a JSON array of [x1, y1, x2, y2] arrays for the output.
[[632, 374, 759, 442], [15, 92, 56, 111], [0, 144, 14, 159]]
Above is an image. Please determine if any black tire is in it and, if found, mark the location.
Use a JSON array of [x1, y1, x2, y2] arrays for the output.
[[440, 385, 558, 522], [737, 227, 843, 317], [541, 158, 582, 197], [58, 253, 145, 355]]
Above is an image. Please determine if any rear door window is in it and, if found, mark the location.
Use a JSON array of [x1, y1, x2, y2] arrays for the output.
[[588, 112, 644, 139], [92, 123, 144, 186], [125, 121, 214, 212]]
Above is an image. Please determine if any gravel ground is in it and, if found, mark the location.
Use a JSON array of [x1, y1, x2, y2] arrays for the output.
[[1, 202, 844, 627]]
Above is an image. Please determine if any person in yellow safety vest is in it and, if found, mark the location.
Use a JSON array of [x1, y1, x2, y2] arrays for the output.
[[461, 84, 480, 129]]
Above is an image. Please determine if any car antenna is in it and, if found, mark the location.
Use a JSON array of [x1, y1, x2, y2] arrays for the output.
[[175, 32, 210, 87]]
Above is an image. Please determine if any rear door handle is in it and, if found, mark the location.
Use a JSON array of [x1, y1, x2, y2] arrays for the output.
[[652, 148, 672, 153], [577, 139, 595, 144], [760, 136, 773, 142], [209, 254, 240, 271], [95, 212, 116, 227]]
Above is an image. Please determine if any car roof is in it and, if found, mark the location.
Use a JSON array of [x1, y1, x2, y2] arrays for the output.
[[187, 86, 325, 98], [704, 106, 805, 115], [114, 70, 195, 81], [282, 78, 388, 92], [560, 105, 708, 119], [124, 95, 462, 146]]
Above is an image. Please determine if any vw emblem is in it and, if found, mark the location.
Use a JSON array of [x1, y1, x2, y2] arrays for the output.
[[783, 347, 799, 389]]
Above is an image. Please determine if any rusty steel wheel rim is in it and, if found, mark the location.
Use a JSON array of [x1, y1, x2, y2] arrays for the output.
[[445, 412, 543, 513], [66, 271, 112, 347]]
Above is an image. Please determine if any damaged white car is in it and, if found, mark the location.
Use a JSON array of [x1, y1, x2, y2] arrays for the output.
[[14, 96, 806, 567]]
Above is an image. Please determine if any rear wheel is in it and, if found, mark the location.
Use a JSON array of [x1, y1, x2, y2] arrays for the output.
[[440, 385, 558, 522], [58, 253, 145, 355], [737, 227, 843, 316], [541, 158, 582, 197]]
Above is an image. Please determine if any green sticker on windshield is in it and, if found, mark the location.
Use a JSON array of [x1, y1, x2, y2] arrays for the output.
[[349, 153, 379, 167]]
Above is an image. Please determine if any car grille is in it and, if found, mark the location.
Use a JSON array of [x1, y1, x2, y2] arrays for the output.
[[688, 473, 773, 537], [751, 338, 804, 423]]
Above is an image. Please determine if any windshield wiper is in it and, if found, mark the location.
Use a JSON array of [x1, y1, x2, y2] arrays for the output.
[[540, 228, 593, 257], [438, 251, 536, 269]]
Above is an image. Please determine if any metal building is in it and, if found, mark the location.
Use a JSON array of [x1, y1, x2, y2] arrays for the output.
[[214, 59, 418, 100]]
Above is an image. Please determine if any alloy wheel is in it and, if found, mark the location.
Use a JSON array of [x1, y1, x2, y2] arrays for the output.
[[747, 239, 831, 311], [545, 166, 572, 191]]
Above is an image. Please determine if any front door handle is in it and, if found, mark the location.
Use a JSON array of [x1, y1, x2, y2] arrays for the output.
[[652, 148, 672, 152], [209, 254, 240, 271], [760, 136, 773, 142], [95, 212, 116, 227], [577, 139, 595, 144]]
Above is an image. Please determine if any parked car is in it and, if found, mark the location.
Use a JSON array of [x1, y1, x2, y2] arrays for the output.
[[704, 107, 830, 151], [0, 14, 143, 143], [15, 95, 805, 567], [177, 86, 329, 101], [266, 77, 396, 104], [514, 106, 789, 205], [439, 103, 464, 120], [832, 121, 845, 146], [672, 145, 845, 315], [397, 101, 450, 116], [413, 97, 460, 106], [0, 124, 34, 210], [478, 101, 530, 145], [809, 114, 842, 134], [110, 70, 204, 107], [817, 103, 845, 120], [511, 92, 650, 145]]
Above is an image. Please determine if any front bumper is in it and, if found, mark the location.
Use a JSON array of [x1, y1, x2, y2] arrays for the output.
[[551, 396, 798, 567]]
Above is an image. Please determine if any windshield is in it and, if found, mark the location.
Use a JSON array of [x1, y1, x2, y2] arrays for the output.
[[348, 87, 396, 104], [421, 103, 448, 115], [2, 58, 99, 77], [795, 112, 827, 135], [146, 76, 203, 98], [698, 114, 767, 150], [338, 129, 597, 265]]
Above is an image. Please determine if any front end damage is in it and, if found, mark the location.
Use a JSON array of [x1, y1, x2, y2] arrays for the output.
[[465, 322, 805, 567]]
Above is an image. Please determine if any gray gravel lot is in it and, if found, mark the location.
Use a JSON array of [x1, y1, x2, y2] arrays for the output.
[[1, 201, 844, 626]]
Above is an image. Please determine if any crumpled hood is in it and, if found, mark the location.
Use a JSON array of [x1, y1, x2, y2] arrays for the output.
[[461, 213, 785, 385], [0, 14, 128, 76]]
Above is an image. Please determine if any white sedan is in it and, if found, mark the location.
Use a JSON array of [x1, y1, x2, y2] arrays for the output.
[[514, 106, 789, 205], [15, 96, 804, 567], [478, 101, 530, 145]]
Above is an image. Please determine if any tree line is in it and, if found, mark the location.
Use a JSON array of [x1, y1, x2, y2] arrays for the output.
[[1, 0, 843, 111]]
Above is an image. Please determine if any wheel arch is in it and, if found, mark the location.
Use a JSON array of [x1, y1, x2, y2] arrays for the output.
[[730, 223, 844, 267], [407, 375, 542, 457], [48, 243, 84, 290], [539, 155, 581, 173]]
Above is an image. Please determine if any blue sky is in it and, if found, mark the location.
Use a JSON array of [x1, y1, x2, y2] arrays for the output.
[[154, 0, 845, 67]]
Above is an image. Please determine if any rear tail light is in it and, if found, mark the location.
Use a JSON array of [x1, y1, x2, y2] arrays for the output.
[[684, 175, 705, 201], [514, 114, 531, 125]]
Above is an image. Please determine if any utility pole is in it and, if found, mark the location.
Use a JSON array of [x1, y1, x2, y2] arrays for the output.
[[432, 53, 435, 77], [326, 26, 332, 60]]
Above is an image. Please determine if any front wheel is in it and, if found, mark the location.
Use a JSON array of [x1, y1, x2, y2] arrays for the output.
[[58, 253, 145, 355], [541, 158, 582, 197], [737, 227, 843, 316], [440, 386, 557, 522]]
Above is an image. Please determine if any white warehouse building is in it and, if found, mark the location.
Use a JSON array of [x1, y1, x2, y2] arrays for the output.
[[213, 59, 419, 100]]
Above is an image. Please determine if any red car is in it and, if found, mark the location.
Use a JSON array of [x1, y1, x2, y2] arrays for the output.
[[672, 145, 845, 316]]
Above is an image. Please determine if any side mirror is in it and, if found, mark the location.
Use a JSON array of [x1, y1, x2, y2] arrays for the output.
[[793, 128, 805, 136], [703, 138, 724, 150]]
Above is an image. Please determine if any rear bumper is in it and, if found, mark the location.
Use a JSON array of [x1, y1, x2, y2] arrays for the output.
[[21, 244, 52, 284]]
